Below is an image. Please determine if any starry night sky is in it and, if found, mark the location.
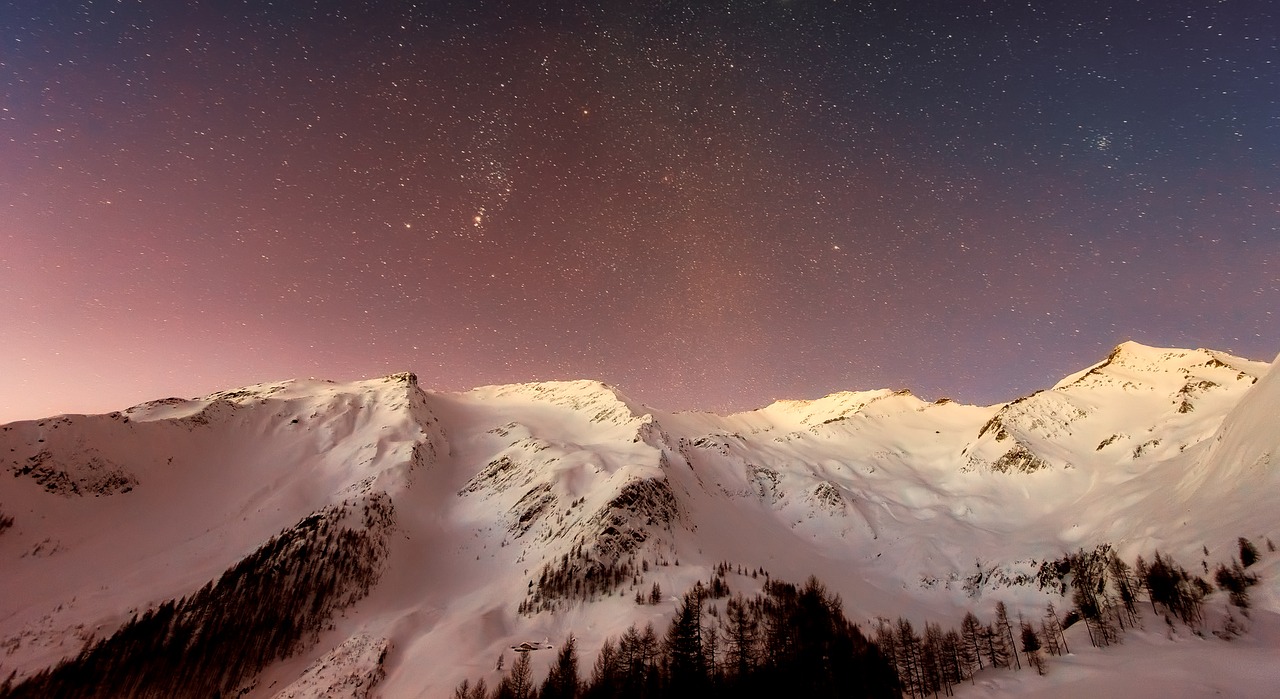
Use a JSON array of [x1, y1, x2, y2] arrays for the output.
[[2, 0, 1277, 422]]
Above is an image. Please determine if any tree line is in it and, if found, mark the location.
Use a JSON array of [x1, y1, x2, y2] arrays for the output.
[[876, 536, 1268, 697], [460, 575, 900, 699], [486, 536, 1269, 699], [0, 493, 394, 699], [875, 599, 1068, 697]]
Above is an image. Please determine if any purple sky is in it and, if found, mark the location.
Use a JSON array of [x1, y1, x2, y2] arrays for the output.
[[2, 1, 1277, 423]]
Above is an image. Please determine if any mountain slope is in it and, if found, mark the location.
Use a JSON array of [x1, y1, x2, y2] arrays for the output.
[[0, 344, 1276, 698]]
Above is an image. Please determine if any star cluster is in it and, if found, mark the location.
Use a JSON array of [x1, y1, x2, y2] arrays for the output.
[[2, 1, 1277, 421]]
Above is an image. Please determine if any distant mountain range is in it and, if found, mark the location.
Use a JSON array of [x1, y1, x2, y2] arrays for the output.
[[1, 342, 1277, 698]]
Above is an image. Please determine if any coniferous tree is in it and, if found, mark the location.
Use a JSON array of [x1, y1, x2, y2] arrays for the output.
[[896, 618, 924, 698], [1144, 552, 1176, 620], [1238, 538, 1260, 568], [619, 625, 648, 695], [1143, 551, 1209, 628], [1044, 603, 1068, 655], [724, 595, 757, 682], [1094, 593, 1120, 646], [1134, 555, 1154, 613], [664, 591, 705, 693], [467, 678, 490, 699], [639, 623, 661, 687], [758, 580, 798, 671], [1214, 559, 1258, 610], [795, 578, 842, 693], [497, 651, 534, 699], [1020, 623, 1044, 675], [702, 623, 721, 685], [466, 576, 900, 699], [995, 602, 1020, 670], [541, 636, 581, 699], [942, 628, 967, 688], [1107, 555, 1140, 626], [587, 638, 618, 699], [982, 623, 1007, 669], [959, 612, 984, 675], [1068, 550, 1105, 647], [1039, 619, 1059, 657], [875, 620, 900, 690], [921, 622, 951, 697], [0, 497, 393, 699]]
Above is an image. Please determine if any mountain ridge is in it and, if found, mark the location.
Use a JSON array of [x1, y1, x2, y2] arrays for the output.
[[1, 342, 1276, 698]]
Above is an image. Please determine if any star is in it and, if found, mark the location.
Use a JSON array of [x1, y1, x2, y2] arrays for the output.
[[0, 0, 1274, 422]]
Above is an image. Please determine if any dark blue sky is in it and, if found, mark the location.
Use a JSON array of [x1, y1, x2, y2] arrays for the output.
[[2, 0, 1277, 421]]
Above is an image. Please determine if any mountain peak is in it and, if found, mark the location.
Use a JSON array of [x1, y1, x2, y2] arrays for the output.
[[467, 378, 647, 426], [752, 388, 934, 427], [1052, 342, 1252, 392], [3, 348, 1279, 698]]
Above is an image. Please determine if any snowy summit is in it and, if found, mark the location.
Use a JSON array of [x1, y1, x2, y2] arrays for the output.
[[1, 344, 1279, 698]]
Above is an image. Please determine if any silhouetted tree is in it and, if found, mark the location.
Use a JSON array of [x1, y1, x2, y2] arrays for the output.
[[1215, 559, 1258, 610], [982, 622, 1007, 670], [1020, 622, 1044, 675], [896, 618, 925, 697], [664, 590, 705, 694], [724, 594, 757, 682], [995, 602, 1020, 670], [454, 678, 489, 699], [470, 576, 899, 699], [959, 612, 984, 675], [1142, 551, 1207, 627], [702, 623, 720, 683], [1238, 538, 1260, 568], [1107, 555, 1139, 626], [497, 651, 535, 699], [0, 496, 393, 699], [541, 636, 581, 699], [587, 638, 619, 699]]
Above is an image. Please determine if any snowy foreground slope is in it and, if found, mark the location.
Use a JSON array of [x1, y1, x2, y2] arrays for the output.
[[1, 343, 1278, 697]]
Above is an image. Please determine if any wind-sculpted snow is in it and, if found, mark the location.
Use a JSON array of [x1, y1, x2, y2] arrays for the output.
[[962, 342, 1268, 473], [1178, 350, 1280, 501], [1, 345, 1277, 698], [469, 379, 647, 432], [756, 389, 904, 427]]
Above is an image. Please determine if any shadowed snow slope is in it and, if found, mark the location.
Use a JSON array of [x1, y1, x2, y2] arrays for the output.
[[1, 345, 1277, 698]]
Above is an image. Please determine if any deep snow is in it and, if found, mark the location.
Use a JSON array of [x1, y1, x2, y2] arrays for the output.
[[1, 344, 1277, 697]]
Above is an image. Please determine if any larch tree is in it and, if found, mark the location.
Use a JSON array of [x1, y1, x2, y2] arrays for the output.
[[995, 602, 1021, 670], [959, 612, 984, 675], [541, 635, 581, 699], [1020, 621, 1044, 676]]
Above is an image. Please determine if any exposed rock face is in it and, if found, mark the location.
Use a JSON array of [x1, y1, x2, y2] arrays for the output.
[[10, 448, 137, 496], [268, 633, 390, 699], [990, 444, 1052, 474]]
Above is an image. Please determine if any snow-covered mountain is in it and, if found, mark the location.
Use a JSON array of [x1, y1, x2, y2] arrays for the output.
[[1, 343, 1277, 697]]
